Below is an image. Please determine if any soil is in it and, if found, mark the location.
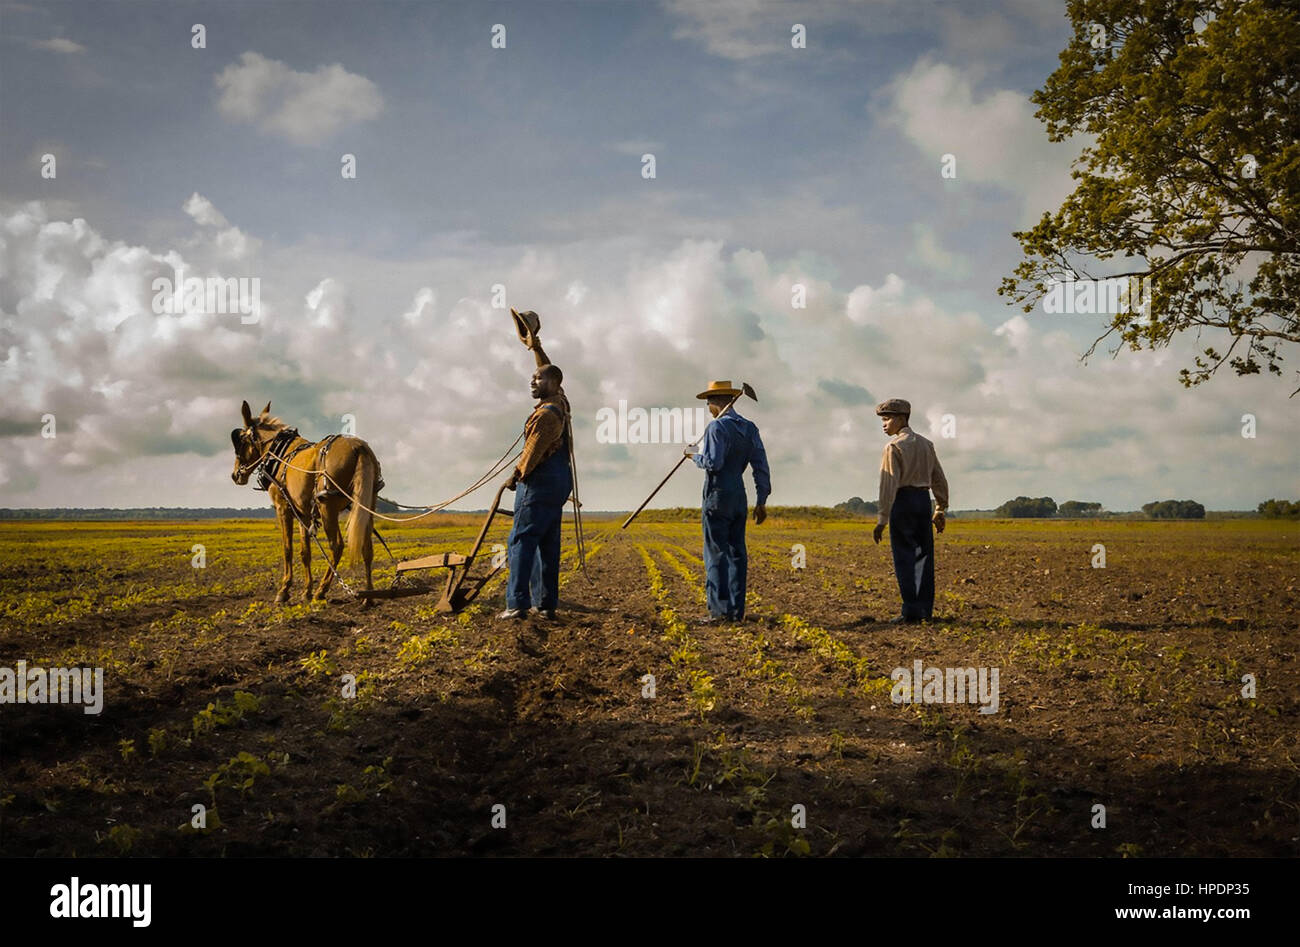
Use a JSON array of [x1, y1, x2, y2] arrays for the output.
[[1, 517, 1297, 857]]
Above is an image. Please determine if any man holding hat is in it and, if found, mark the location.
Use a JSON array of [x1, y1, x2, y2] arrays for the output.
[[683, 381, 771, 624], [871, 398, 949, 624], [500, 309, 573, 621]]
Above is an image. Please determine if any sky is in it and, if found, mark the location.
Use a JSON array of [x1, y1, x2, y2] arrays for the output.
[[1, 0, 1296, 512]]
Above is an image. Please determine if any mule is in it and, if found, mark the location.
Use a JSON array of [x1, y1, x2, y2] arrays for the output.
[[230, 400, 383, 606]]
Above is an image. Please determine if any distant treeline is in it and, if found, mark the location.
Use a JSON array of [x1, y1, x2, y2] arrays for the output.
[[1258, 499, 1300, 518], [1141, 500, 1206, 519], [833, 496, 879, 516], [0, 496, 413, 520], [0, 507, 277, 520], [992, 497, 1213, 519], [3, 499, 1286, 522]]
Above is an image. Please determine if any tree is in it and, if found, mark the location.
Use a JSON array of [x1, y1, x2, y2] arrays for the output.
[[999, 0, 1300, 394], [1059, 500, 1104, 516], [1257, 498, 1300, 518], [834, 496, 879, 516], [1142, 499, 1206, 518], [995, 496, 1059, 517]]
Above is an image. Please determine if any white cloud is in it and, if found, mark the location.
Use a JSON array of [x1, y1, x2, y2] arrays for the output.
[[182, 192, 260, 260], [885, 57, 1084, 223], [183, 193, 229, 229], [402, 287, 437, 326], [2, 201, 1295, 511], [846, 273, 906, 326], [214, 52, 384, 145]]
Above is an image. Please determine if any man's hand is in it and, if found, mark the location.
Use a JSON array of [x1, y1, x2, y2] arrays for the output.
[[753, 504, 767, 525], [505, 471, 519, 491], [872, 523, 885, 544], [932, 510, 946, 534], [682, 447, 696, 459]]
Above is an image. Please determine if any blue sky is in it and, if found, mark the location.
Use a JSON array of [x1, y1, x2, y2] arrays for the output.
[[1, 0, 1296, 511]]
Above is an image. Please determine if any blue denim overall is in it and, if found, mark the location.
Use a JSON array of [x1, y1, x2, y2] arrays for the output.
[[506, 405, 572, 611]]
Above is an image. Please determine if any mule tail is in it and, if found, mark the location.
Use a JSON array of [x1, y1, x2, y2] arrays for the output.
[[346, 446, 380, 566]]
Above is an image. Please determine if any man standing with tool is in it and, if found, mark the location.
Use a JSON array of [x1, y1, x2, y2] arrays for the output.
[[871, 398, 949, 624], [684, 381, 770, 625], [499, 310, 573, 621]]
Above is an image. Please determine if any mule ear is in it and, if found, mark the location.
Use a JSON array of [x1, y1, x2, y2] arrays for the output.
[[241, 400, 254, 427], [261, 401, 272, 417]]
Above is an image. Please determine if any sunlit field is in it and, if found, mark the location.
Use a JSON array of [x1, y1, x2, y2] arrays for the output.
[[1, 516, 1296, 857]]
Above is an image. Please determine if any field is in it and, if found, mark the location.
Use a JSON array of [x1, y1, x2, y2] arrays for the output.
[[1, 515, 1297, 857]]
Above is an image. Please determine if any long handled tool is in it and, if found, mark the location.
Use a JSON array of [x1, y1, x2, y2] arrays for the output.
[[621, 382, 756, 529]]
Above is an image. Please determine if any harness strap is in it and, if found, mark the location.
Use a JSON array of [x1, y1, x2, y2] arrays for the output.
[[256, 428, 302, 491]]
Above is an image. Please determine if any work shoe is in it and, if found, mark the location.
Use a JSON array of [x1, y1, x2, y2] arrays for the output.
[[529, 607, 557, 621], [888, 615, 921, 625], [695, 615, 724, 626], [498, 608, 525, 620]]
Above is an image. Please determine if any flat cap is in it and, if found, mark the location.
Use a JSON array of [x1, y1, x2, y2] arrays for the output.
[[875, 398, 911, 416]]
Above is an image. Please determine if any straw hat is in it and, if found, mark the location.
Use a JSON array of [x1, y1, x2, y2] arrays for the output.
[[697, 380, 743, 400]]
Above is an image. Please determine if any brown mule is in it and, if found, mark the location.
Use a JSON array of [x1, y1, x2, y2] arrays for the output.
[[230, 400, 383, 607]]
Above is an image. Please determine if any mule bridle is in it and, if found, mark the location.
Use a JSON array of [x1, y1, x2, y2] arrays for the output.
[[235, 425, 304, 490]]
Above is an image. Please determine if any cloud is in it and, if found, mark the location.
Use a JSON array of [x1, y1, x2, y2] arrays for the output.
[[663, 0, 796, 59], [182, 191, 260, 260], [2, 201, 1295, 511], [662, 0, 905, 60], [817, 378, 874, 406], [182, 193, 229, 229], [214, 52, 383, 145], [30, 37, 85, 54], [884, 57, 1084, 223], [911, 223, 970, 280]]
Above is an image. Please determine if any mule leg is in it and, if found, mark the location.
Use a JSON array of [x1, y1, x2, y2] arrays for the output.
[[275, 507, 293, 604], [299, 520, 314, 603], [315, 504, 345, 600]]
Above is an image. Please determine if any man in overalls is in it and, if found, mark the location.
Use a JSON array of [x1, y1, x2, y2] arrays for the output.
[[684, 381, 771, 624], [500, 312, 573, 621], [871, 398, 949, 623]]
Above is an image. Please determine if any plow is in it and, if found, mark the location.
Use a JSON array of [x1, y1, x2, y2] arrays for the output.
[[353, 483, 516, 612]]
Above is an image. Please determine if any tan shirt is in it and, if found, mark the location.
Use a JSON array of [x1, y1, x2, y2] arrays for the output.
[[514, 339, 570, 480], [517, 393, 569, 479], [877, 427, 949, 524]]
